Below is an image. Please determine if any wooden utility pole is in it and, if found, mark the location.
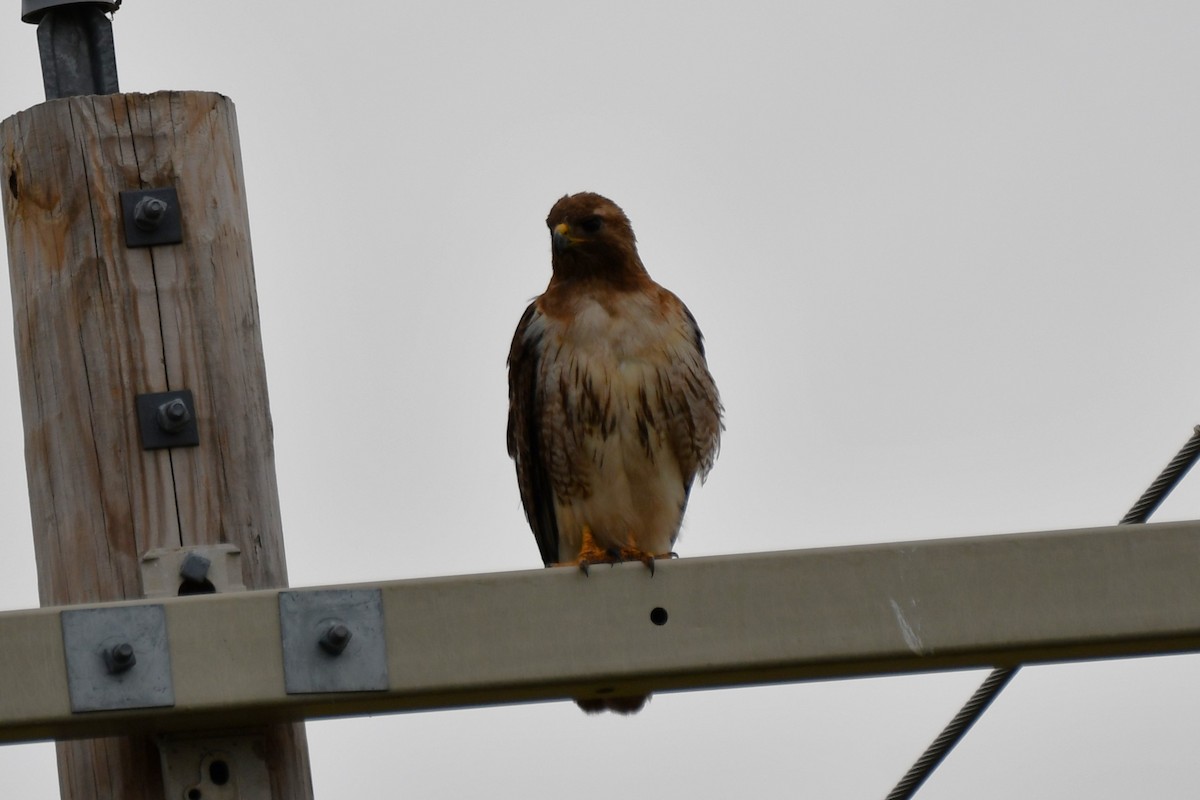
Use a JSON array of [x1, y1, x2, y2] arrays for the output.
[[1, 91, 313, 798]]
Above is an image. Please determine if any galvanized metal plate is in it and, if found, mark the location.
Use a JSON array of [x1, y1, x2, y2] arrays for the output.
[[61, 605, 174, 713], [120, 187, 183, 248], [279, 589, 388, 694]]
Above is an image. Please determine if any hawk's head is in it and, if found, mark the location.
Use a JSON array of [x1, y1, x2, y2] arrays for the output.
[[545, 192, 645, 283]]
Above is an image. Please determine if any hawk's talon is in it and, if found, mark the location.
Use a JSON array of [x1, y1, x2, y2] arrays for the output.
[[615, 543, 659, 576], [571, 525, 617, 577], [561, 529, 673, 577]]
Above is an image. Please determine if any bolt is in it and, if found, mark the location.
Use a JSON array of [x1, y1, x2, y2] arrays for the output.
[[156, 397, 192, 433], [133, 195, 169, 231], [105, 642, 136, 674], [178, 551, 211, 584], [319, 622, 352, 655]]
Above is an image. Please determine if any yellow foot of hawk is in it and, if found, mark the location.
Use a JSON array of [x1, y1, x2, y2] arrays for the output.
[[555, 527, 675, 576]]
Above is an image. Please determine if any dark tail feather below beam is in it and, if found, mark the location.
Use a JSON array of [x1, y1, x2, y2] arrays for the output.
[[575, 694, 650, 715]]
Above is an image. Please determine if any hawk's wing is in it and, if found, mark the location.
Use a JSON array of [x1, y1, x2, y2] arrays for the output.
[[506, 300, 560, 566], [670, 302, 723, 500]]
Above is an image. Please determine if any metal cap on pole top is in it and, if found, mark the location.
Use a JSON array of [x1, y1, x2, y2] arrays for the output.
[[20, 0, 122, 100], [21, 0, 121, 23]]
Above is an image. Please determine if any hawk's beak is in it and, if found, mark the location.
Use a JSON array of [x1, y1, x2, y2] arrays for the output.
[[552, 222, 572, 252]]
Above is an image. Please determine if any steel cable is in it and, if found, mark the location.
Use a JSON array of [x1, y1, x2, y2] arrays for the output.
[[885, 424, 1200, 800], [1120, 426, 1200, 525]]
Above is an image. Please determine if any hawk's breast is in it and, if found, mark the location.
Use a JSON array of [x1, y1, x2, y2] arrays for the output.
[[532, 289, 696, 559]]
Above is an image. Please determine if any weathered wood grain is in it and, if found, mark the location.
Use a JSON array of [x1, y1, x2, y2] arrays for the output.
[[1, 91, 312, 800]]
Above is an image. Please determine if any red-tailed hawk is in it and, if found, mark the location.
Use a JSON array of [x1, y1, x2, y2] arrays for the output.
[[507, 192, 723, 713]]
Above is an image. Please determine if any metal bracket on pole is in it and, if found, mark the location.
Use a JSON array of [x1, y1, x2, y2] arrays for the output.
[[158, 734, 272, 800], [22, 1, 122, 101], [61, 604, 174, 713], [141, 544, 247, 598], [279, 589, 389, 694], [140, 549, 265, 798]]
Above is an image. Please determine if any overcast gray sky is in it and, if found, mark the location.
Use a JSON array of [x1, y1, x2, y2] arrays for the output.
[[2, 2, 1199, 797]]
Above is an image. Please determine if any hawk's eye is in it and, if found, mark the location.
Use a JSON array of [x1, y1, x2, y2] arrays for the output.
[[579, 216, 602, 234]]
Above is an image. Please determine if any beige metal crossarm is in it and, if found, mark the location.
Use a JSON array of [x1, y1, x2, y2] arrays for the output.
[[2, 520, 1199, 743]]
